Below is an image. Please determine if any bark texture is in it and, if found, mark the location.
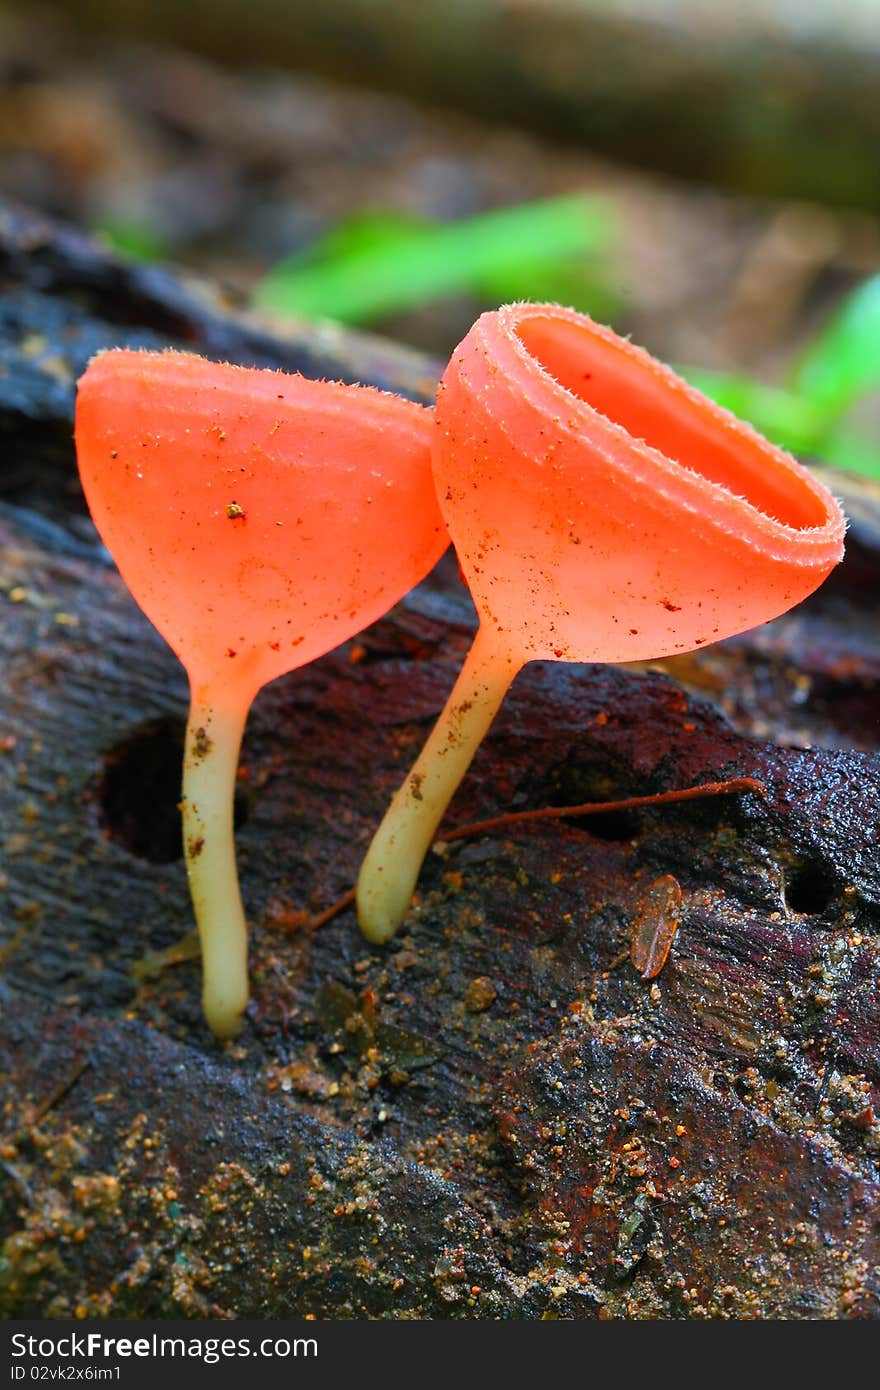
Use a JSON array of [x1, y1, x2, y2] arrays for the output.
[[1, 205, 879, 1318]]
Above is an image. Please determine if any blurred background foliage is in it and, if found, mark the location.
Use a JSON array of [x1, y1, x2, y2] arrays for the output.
[[0, 0, 878, 474]]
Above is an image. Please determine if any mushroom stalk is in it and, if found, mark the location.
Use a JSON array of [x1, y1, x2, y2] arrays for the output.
[[75, 348, 446, 1037], [357, 623, 517, 943], [181, 688, 249, 1039], [356, 302, 845, 950]]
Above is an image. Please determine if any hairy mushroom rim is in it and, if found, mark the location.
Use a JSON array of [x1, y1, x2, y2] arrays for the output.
[[511, 308, 835, 536]]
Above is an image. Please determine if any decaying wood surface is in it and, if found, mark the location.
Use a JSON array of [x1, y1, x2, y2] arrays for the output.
[[46, 0, 880, 211], [1, 204, 879, 1318]]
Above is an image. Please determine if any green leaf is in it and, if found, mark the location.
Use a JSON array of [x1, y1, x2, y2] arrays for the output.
[[94, 218, 169, 264], [790, 274, 880, 418], [288, 209, 430, 265], [816, 425, 880, 480], [253, 195, 613, 325]]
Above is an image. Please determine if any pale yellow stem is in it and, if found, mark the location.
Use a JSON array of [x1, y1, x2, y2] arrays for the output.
[[357, 624, 519, 944], [181, 690, 249, 1039]]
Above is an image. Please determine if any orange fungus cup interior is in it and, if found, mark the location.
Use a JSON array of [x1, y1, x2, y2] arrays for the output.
[[75, 348, 448, 701], [434, 303, 846, 665]]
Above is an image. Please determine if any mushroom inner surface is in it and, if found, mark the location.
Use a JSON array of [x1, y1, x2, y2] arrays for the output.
[[514, 314, 829, 533]]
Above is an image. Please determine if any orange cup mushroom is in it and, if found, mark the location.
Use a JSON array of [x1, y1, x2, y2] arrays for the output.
[[75, 349, 448, 1038], [356, 303, 846, 943]]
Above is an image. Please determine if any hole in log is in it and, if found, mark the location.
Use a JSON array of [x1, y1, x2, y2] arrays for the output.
[[97, 717, 250, 863], [784, 861, 838, 916]]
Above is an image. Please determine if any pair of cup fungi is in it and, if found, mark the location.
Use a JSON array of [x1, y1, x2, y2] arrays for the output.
[[75, 303, 846, 1039]]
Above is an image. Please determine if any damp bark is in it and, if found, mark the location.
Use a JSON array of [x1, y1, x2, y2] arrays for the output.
[[1, 205, 880, 1319]]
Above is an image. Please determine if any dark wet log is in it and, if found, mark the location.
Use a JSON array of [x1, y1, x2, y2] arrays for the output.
[[1, 205, 880, 1318], [42, 0, 880, 212]]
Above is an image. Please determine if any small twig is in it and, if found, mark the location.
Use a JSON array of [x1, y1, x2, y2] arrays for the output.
[[309, 888, 355, 932], [131, 930, 201, 981], [815, 1046, 839, 1112], [1, 1055, 91, 1149], [439, 777, 766, 843], [308, 777, 766, 931], [29, 1056, 91, 1126], [0, 1057, 90, 1210], [606, 950, 631, 971], [1, 1156, 33, 1206]]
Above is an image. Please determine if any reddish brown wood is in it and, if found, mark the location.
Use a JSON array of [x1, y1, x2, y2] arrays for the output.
[[1, 207, 879, 1318]]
